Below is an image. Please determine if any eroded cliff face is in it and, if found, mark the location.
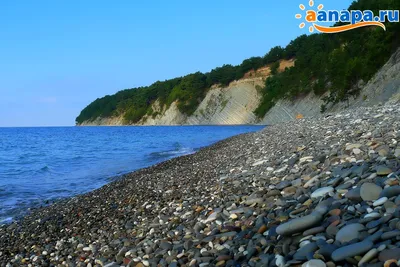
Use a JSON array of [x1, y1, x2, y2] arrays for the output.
[[78, 116, 125, 126], [138, 101, 187, 125], [79, 61, 279, 126], [78, 76, 263, 126], [260, 48, 400, 125], [78, 50, 400, 126], [137, 78, 263, 125], [186, 79, 262, 125]]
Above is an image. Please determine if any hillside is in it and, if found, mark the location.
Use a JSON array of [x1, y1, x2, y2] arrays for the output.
[[79, 60, 294, 126], [76, 0, 400, 126]]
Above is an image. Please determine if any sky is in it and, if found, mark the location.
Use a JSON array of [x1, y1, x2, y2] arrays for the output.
[[0, 0, 353, 127]]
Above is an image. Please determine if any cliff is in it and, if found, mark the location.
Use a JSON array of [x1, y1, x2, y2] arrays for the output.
[[79, 48, 400, 126], [79, 75, 265, 126], [261, 47, 400, 125]]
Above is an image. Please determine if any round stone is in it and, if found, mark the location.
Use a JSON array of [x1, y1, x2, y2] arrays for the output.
[[379, 248, 400, 261], [302, 259, 326, 267], [346, 187, 362, 202], [335, 223, 365, 243], [384, 201, 397, 214], [377, 166, 393, 176], [360, 183, 383, 201], [329, 209, 341, 216]]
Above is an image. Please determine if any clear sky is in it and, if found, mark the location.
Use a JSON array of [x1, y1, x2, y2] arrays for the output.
[[0, 0, 353, 127]]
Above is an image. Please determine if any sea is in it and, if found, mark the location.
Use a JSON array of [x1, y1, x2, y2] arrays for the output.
[[0, 125, 264, 224]]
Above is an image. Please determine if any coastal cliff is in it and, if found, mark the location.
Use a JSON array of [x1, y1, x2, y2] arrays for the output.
[[261, 47, 400, 125], [78, 48, 400, 126], [78, 63, 277, 126], [76, 0, 399, 126], [77, 75, 263, 126]]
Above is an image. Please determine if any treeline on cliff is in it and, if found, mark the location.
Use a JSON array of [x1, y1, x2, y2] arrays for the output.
[[76, 0, 400, 124], [75, 45, 288, 124], [254, 0, 400, 117]]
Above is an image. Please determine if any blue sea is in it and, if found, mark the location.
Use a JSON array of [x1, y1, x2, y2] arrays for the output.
[[0, 126, 263, 223]]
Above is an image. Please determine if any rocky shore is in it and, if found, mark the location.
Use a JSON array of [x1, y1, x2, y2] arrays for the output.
[[1, 103, 400, 267]]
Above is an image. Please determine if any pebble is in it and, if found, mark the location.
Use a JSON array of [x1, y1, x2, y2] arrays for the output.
[[302, 259, 326, 267], [360, 183, 383, 201], [358, 248, 378, 266], [380, 186, 400, 199], [277, 200, 331, 235], [336, 223, 365, 243], [2, 104, 400, 267], [377, 166, 393, 176], [381, 230, 400, 240], [332, 240, 374, 262], [311, 187, 334, 198], [379, 248, 400, 261], [346, 188, 363, 202], [303, 226, 325, 236], [374, 197, 389, 206]]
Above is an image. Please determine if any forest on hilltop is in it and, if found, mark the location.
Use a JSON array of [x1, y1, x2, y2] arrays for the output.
[[76, 0, 400, 125]]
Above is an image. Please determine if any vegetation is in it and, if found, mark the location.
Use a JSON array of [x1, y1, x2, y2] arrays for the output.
[[76, 0, 400, 124], [220, 99, 229, 111], [270, 61, 280, 75], [254, 0, 400, 117], [75, 56, 269, 124]]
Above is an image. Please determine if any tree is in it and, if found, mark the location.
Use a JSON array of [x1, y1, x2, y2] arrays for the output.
[[270, 61, 280, 75]]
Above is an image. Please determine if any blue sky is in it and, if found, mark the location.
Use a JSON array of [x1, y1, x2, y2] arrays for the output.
[[0, 0, 353, 126]]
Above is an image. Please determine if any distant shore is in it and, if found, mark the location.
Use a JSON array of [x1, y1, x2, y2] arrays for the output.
[[1, 103, 400, 267]]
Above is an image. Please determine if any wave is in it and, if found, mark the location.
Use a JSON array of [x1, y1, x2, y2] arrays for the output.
[[0, 217, 13, 224], [148, 143, 196, 160], [40, 166, 50, 172], [0, 189, 12, 197]]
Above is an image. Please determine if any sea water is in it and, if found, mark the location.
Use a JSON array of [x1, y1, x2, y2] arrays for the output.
[[0, 125, 263, 223]]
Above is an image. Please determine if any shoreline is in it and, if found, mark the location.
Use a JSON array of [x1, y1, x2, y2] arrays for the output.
[[1, 103, 400, 266], [0, 125, 264, 226], [75, 124, 268, 127]]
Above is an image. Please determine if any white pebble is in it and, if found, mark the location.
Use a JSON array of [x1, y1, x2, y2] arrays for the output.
[[302, 259, 326, 267], [373, 197, 388, 207], [275, 255, 285, 267], [299, 240, 311, 247], [365, 213, 380, 219], [377, 244, 387, 252], [230, 214, 238, 219]]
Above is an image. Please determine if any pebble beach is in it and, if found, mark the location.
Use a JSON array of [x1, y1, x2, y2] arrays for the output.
[[1, 103, 400, 267]]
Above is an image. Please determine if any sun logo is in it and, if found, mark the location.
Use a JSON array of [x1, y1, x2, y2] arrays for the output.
[[294, 0, 390, 34], [295, 0, 324, 33]]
